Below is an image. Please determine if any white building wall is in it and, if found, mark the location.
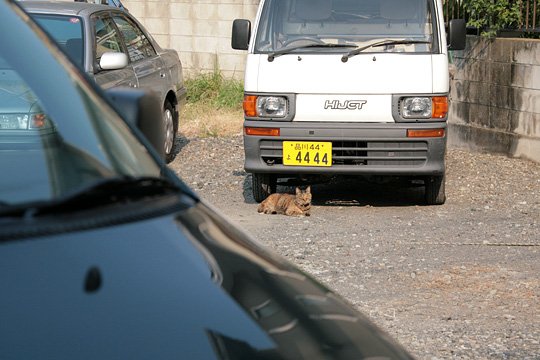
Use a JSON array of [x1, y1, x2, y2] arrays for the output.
[[123, 0, 259, 79]]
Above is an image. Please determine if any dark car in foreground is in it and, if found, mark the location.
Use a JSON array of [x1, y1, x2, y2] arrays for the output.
[[0, 1, 414, 358], [21, 1, 185, 161]]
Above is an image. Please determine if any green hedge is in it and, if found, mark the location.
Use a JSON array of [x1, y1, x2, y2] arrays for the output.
[[461, 0, 522, 37]]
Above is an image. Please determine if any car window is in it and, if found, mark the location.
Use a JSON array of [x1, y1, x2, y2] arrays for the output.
[[31, 14, 84, 68], [112, 14, 156, 62], [0, 59, 67, 204], [0, 39, 160, 206], [93, 14, 126, 63], [0, 60, 48, 133]]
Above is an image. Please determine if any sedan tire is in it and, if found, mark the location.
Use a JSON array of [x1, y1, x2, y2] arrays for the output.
[[163, 101, 177, 163]]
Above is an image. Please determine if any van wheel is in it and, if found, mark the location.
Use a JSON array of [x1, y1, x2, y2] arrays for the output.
[[163, 101, 178, 163], [252, 173, 276, 203], [425, 175, 446, 205]]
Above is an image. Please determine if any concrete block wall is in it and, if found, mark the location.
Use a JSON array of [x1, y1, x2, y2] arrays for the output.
[[122, 0, 259, 79], [449, 37, 540, 163]]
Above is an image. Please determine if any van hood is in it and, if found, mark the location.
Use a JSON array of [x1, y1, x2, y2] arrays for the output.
[[249, 53, 434, 94]]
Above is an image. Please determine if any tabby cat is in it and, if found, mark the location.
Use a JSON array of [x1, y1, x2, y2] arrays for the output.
[[257, 186, 312, 216]]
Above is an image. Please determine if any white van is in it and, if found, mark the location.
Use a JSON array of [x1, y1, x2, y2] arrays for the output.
[[232, 0, 465, 205]]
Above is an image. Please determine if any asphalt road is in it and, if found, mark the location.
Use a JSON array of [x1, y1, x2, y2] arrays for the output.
[[169, 135, 540, 359]]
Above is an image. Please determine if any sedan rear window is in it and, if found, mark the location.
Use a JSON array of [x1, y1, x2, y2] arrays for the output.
[[32, 15, 84, 69]]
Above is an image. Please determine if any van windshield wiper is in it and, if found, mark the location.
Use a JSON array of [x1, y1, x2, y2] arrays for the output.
[[268, 43, 355, 62], [0, 176, 186, 219], [341, 39, 431, 62]]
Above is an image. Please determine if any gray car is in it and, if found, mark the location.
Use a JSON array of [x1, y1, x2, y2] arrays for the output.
[[21, 1, 186, 162]]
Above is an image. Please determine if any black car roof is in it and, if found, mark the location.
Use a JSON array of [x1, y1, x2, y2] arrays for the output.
[[20, 1, 120, 16]]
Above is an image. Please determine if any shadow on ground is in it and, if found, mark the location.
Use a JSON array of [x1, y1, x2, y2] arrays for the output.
[[168, 136, 190, 162], [242, 175, 428, 207]]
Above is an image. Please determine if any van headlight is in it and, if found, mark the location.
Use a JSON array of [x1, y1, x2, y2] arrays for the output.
[[401, 97, 431, 118], [244, 95, 291, 119], [257, 96, 287, 117], [400, 96, 448, 120]]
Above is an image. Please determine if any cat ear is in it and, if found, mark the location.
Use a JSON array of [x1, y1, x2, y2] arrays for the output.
[[306, 185, 311, 193], [296, 187, 301, 195]]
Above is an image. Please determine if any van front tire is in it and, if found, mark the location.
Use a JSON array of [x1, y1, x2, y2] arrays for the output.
[[425, 175, 446, 205], [252, 173, 276, 203]]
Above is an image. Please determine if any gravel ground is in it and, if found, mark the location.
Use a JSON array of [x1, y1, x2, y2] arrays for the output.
[[168, 135, 540, 359]]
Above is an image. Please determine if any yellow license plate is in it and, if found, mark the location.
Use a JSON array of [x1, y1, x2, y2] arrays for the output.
[[283, 141, 332, 167]]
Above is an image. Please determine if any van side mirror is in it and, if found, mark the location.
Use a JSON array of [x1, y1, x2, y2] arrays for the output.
[[448, 19, 466, 51], [232, 19, 251, 50], [105, 88, 165, 159]]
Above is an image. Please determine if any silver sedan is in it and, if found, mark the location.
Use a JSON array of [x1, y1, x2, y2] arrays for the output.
[[22, 1, 186, 162]]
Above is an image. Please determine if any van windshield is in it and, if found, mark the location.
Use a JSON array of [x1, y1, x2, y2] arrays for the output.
[[254, 0, 436, 54]]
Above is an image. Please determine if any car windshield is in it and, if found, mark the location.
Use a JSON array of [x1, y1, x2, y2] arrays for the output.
[[32, 14, 85, 68], [255, 0, 436, 53], [0, 8, 161, 208]]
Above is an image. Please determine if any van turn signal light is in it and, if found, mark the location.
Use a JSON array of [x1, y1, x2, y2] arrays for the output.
[[407, 129, 445, 138]]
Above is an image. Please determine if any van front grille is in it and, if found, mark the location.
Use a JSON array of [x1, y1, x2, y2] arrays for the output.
[[260, 140, 428, 167]]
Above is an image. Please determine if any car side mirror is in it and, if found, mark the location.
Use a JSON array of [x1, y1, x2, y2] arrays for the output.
[[232, 19, 251, 50], [99, 52, 128, 70], [448, 19, 466, 51], [105, 88, 165, 159]]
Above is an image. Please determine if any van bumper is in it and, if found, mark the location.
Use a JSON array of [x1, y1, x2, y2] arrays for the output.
[[243, 121, 446, 176]]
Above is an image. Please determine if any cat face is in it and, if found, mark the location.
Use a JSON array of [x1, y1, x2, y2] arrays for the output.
[[295, 186, 312, 205]]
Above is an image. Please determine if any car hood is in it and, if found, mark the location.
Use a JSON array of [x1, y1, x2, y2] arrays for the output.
[[0, 69, 36, 113], [0, 202, 413, 359]]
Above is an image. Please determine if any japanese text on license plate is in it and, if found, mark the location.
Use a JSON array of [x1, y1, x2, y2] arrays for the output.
[[283, 141, 332, 167]]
